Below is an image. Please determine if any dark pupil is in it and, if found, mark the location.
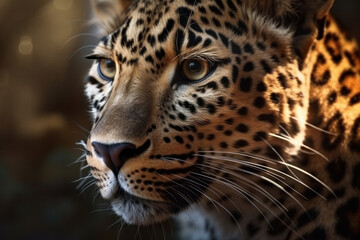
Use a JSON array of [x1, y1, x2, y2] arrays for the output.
[[105, 60, 115, 69], [188, 61, 202, 73]]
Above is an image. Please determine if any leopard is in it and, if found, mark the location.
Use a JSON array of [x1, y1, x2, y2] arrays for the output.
[[81, 0, 360, 239]]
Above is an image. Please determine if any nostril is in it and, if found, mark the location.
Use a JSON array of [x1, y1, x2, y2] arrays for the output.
[[91, 140, 151, 176], [92, 142, 136, 175]]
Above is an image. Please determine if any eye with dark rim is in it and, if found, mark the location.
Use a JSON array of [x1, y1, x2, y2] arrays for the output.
[[180, 59, 216, 83], [97, 59, 116, 81]]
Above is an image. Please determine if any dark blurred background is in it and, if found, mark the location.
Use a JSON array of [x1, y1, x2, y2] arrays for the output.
[[0, 0, 359, 239]]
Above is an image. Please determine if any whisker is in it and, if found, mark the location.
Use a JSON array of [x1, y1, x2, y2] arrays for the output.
[[62, 33, 99, 48], [262, 137, 302, 181], [289, 115, 336, 136], [197, 151, 330, 199], [69, 45, 98, 60], [269, 132, 328, 161]]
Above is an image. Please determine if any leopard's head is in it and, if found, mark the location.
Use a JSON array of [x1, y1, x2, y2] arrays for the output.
[[84, 0, 333, 225]]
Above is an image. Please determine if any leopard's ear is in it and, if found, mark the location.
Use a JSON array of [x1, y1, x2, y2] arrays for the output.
[[91, 0, 133, 34], [247, 0, 334, 64]]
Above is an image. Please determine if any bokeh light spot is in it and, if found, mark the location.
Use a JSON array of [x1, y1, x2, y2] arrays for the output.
[[18, 36, 33, 55]]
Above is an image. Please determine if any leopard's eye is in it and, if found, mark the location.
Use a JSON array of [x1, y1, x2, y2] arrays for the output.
[[181, 59, 210, 82], [98, 59, 116, 81]]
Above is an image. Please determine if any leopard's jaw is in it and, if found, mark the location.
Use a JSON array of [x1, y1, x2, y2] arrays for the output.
[[82, 0, 360, 239]]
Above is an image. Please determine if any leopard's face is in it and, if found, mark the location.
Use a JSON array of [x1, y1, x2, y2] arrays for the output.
[[85, 0, 310, 225]]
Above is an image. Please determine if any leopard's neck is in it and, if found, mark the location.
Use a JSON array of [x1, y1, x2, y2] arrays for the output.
[[303, 16, 360, 164]]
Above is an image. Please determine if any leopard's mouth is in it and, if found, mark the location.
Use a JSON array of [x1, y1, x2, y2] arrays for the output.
[[110, 187, 180, 225]]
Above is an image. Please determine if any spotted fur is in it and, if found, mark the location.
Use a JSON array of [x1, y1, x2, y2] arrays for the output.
[[82, 0, 360, 239]]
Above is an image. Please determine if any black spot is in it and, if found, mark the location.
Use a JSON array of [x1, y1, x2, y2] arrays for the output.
[[290, 118, 300, 135], [203, 38, 212, 48], [174, 136, 184, 144], [155, 48, 166, 60], [224, 130, 232, 136], [237, 107, 248, 116], [267, 209, 297, 235], [270, 93, 281, 104], [311, 53, 331, 85], [86, 76, 101, 88], [196, 97, 205, 107], [232, 65, 239, 83], [234, 140, 249, 148], [209, 5, 222, 15], [214, 0, 225, 9], [287, 98, 295, 110], [239, 77, 252, 92], [178, 113, 187, 121], [339, 69, 356, 83], [256, 42, 266, 51], [349, 117, 360, 153], [176, 7, 193, 28], [297, 208, 319, 228], [335, 197, 360, 239], [169, 124, 183, 132], [265, 145, 283, 161], [231, 41, 242, 54], [257, 114, 276, 124], [236, 124, 249, 133], [145, 55, 154, 64], [243, 43, 254, 54], [147, 34, 156, 47], [243, 62, 254, 72], [205, 29, 218, 39], [219, 33, 229, 47], [206, 104, 216, 114], [197, 133, 204, 139], [324, 33, 342, 64], [163, 137, 171, 143], [217, 97, 225, 106], [327, 187, 345, 201], [220, 76, 230, 88], [322, 112, 345, 150], [187, 30, 202, 48], [139, 46, 147, 56], [237, 20, 248, 33], [328, 91, 337, 104], [253, 97, 266, 108], [271, 55, 280, 63], [174, 29, 185, 55], [200, 16, 209, 25], [352, 163, 360, 191], [207, 134, 215, 141], [216, 125, 224, 131], [185, 0, 201, 5], [220, 142, 228, 148], [224, 21, 245, 36], [253, 131, 267, 141], [260, 60, 272, 74], [326, 157, 346, 183], [190, 20, 203, 33], [256, 82, 267, 92], [205, 81, 218, 90], [212, 17, 221, 27], [158, 19, 175, 42], [340, 86, 351, 96], [350, 93, 360, 105], [277, 73, 288, 89]]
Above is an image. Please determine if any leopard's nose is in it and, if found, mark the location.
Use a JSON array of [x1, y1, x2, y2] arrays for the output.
[[91, 142, 136, 175]]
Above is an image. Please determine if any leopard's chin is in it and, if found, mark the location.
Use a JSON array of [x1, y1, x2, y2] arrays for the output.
[[110, 188, 180, 225]]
